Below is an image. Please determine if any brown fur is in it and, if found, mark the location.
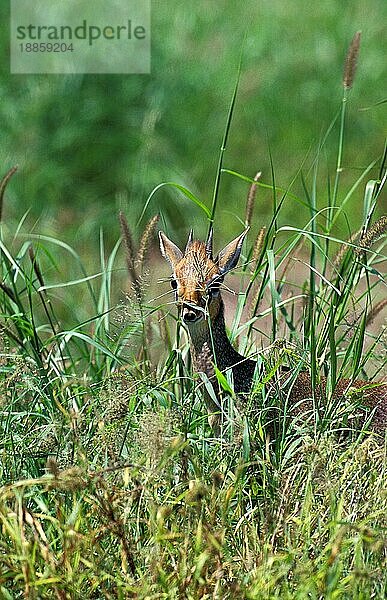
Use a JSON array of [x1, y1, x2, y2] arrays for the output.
[[173, 241, 220, 316]]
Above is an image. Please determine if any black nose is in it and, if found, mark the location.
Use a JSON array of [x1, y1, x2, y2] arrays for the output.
[[182, 308, 200, 322]]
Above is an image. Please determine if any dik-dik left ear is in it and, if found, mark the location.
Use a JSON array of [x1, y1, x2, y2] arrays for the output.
[[159, 231, 183, 268], [217, 228, 249, 275]]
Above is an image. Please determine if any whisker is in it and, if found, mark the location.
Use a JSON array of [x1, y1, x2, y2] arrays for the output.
[[158, 308, 174, 321], [219, 283, 236, 295], [150, 290, 176, 302], [159, 300, 179, 308]]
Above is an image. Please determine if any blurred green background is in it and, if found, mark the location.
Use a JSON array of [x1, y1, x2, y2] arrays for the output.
[[0, 0, 385, 249]]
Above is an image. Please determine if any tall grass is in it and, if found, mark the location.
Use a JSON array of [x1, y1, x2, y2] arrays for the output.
[[0, 36, 386, 598]]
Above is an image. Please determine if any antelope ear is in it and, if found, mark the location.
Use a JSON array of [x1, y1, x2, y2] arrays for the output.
[[159, 231, 183, 267], [217, 228, 249, 275]]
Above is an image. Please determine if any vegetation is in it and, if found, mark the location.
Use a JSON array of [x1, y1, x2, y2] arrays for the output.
[[0, 0, 385, 243], [0, 12, 386, 600]]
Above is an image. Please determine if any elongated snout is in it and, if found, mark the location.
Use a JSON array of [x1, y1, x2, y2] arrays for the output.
[[181, 304, 203, 323]]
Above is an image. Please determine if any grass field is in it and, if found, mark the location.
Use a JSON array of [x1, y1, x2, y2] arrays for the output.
[[0, 27, 386, 600]]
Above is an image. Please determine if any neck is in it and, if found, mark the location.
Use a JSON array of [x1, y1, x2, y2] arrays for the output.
[[185, 300, 235, 367], [185, 299, 256, 393]]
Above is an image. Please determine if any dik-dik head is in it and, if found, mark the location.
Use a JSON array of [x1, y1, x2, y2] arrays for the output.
[[159, 228, 248, 324]]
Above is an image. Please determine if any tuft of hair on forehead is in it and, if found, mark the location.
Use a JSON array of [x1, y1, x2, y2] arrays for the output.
[[177, 240, 219, 282], [184, 240, 207, 258]]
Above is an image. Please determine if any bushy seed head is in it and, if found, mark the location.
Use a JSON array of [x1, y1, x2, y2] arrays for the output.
[[343, 31, 361, 90], [245, 172, 261, 227], [356, 216, 387, 254], [136, 214, 160, 272], [252, 226, 266, 263]]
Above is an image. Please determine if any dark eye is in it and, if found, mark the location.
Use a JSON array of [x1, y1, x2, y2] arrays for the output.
[[170, 278, 178, 290]]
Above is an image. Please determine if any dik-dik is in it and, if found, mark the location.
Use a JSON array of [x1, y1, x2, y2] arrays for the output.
[[159, 228, 387, 435]]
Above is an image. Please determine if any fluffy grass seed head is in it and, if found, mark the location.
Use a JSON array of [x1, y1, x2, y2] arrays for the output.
[[343, 31, 361, 90], [356, 216, 387, 255], [333, 229, 360, 269], [245, 171, 261, 227], [252, 226, 266, 264], [136, 214, 160, 272], [119, 210, 137, 283]]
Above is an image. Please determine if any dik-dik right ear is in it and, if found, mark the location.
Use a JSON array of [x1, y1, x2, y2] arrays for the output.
[[159, 231, 183, 267], [217, 228, 249, 275]]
